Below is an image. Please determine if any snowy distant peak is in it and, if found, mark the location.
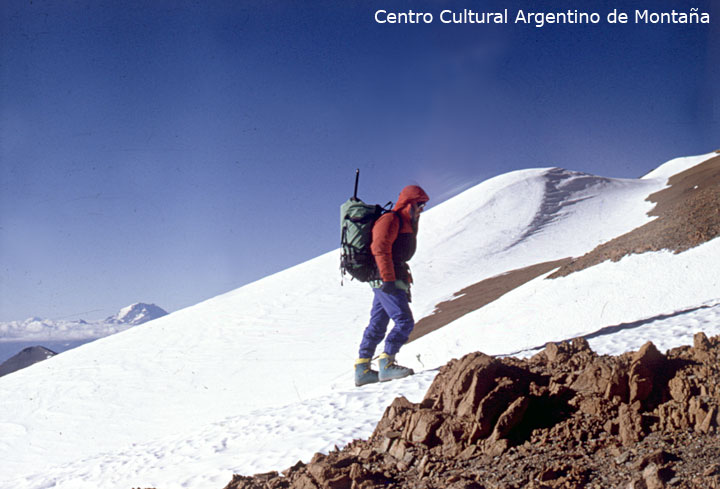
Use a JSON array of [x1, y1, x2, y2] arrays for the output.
[[0, 303, 169, 342], [107, 303, 168, 325]]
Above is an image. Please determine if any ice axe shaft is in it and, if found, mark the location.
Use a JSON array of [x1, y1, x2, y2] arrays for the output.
[[353, 168, 360, 200]]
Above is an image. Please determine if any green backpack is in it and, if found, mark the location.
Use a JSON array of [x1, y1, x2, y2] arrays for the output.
[[340, 170, 394, 283], [340, 198, 393, 282]]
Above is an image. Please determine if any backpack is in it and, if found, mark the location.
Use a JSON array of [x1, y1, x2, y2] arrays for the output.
[[340, 197, 394, 283]]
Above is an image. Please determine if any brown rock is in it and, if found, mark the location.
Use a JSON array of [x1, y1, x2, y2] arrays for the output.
[[632, 449, 672, 470], [604, 365, 630, 402], [326, 473, 351, 489], [629, 342, 666, 405], [695, 331, 712, 350], [571, 359, 614, 396], [694, 332, 713, 362], [455, 367, 498, 419], [424, 353, 498, 414], [483, 437, 510, 456], [626, 476, 648, 489], [618, 402, 644, 446], [668, 376, 691, 403], [699, 405, 717, 433], [372, 396, 415, 445], [604, 418, 619, 436], [310, 453, 325, 464], [381, 396, 415, 423], [570, 337, 592, 353], [348, 463, 365, 481], [689, 397, 708, 431], [294, 474, 320, 489], [377, 436, 393, 454], [403, 409, 444, 446], [576, 396, 602, 416], [490, 396, 529, 442], [475, 378, 521, 437], [223, 475, 262, 489], [387, 439, 410, 462], [282, 460, 306, 477], [458, 444, 478, 460], [436, 417, 465, 454], [543, 338, 594, 366], [306, 462, 332, 484], [545, 342, 562, 363], [642, 463, 666, 489]]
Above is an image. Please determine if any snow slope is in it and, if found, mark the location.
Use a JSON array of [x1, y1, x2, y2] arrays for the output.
[[1, 151, 718, 489]]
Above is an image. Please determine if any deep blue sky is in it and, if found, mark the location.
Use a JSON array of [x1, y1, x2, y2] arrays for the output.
[[1, 0, 717, 321]]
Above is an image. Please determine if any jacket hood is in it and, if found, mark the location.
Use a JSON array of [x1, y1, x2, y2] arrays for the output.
[[393, 185, 429, 211]]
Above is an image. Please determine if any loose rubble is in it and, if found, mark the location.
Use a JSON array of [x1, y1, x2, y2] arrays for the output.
[[224, 333, 720, 489]]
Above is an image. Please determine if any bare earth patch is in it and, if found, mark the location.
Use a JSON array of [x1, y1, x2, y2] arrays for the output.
[[408, 259, 572, 343], [550, 154, 720, 278]]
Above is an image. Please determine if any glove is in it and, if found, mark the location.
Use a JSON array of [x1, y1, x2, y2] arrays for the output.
[[380, 281, 397, 294]]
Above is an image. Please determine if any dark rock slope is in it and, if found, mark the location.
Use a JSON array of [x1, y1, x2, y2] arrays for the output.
[[0, 346, 57, 377]]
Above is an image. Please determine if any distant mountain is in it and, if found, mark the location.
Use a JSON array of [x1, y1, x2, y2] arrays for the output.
[[0, 346, 57, 377], [105, 303, 168, 326], [0, 303, 169, 343], [0, 303, 169, 368]]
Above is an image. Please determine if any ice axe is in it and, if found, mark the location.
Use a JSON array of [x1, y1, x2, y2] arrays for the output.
[[352, 168, 360, 201]]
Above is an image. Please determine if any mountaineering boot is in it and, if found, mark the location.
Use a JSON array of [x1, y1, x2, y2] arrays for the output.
[[378, 353, 414, 382], [355, 358, 379, 387]]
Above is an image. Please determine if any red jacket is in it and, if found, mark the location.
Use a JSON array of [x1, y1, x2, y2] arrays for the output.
[[371, 185, 429, 283]]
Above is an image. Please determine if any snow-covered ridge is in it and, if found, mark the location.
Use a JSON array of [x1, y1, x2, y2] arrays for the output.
[[641, 152, 717, 180], [0, 303, 168, 342], [0, 151, 718, 489]]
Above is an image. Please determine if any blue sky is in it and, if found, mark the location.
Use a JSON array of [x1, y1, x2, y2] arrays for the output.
[[1, 0, 717, 321]]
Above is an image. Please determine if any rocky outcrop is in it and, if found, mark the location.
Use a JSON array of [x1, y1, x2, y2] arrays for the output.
[[224, 333, 720, 489]]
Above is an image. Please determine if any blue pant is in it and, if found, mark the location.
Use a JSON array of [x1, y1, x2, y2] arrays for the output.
[[358, 287, 415, 359]]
